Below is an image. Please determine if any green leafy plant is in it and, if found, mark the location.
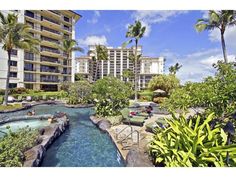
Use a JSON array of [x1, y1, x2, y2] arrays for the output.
[[0, 127, 40, 167], [67, 81, 92, 105], [92, 76, 132, 116], [148, 74, 180, 95], [149, 112, 236, 167]]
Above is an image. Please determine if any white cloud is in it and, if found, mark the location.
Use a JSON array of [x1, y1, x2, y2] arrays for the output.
[[87, 11, 101, 24], [77, 35, 108, 46], [162, 48, 236, 84], [130, 11, 188, 37]]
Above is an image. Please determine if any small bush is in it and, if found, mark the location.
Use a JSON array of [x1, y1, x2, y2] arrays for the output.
[[10, 87, 28, 95], [153, 97, 166, 104]]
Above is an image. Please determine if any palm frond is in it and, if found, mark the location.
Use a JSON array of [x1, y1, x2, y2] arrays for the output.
[[122, 39, 132, 48]]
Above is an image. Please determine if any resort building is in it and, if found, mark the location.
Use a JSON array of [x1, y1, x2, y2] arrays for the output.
[[76, 45, 165, 90], [0, 10, 81, 91]]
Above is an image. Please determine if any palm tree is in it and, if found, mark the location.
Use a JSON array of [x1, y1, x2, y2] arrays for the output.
[[169, 63, 182, 75], [122, 20, 146, 101], [89, 45, 108, 81], [0, 12, 40, 105], [195, 10, 236, 63], [59, 39, 84, 60]]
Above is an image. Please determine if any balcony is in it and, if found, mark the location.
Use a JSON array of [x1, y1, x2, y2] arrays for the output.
[[25, 12, 41, 21], [40, 68, 60, 73], [41, 16, 61, 29], [40, 78, 60, 83], [49, 10, 61, 16], [10, 66, 18, 71], [41, 47, 60, 55], [24, 78, 36, 82], [24, 68, 36, 71]]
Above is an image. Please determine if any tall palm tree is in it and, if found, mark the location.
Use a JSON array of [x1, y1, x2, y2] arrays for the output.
[[122, 20, 146, 101], [89, 45, 108, 81], [58, 39, 83, 82], [169, 63, 182, 75], [195, 10, 236, 63], [59, 39, 84, 61], [0, 12, 40, 105]]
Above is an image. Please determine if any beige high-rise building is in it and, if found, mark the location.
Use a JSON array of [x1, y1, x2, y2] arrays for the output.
[[75, 45, 165, 90], [0, 10, 81, 91]]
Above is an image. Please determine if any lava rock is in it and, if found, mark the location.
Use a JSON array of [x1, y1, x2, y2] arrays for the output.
[[97, 119, 111, 132]]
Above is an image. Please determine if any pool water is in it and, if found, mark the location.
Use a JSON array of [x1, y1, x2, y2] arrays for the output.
[[0, 104, 125, 167], [0, 119, 49, 137]]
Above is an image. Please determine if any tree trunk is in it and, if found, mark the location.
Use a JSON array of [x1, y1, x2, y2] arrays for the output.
[[3, 51, 11, 106], [221, 31, 228, 63], [134, 40, 138, 102]]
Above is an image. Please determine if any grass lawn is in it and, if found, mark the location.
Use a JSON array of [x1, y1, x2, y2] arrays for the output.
[[0, 103, 23, 111]]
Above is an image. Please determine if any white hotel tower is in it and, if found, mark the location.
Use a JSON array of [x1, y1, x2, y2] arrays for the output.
[[76, 45, 165, 90]]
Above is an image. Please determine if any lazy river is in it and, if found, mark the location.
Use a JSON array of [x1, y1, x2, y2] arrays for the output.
[[0, 104, 125, 167]]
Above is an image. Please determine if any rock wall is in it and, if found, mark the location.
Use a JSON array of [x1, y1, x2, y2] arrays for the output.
[[23, 115, 69, 167]]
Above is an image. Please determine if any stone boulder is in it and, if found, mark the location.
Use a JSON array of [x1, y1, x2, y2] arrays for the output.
[[97, 119, 111, 132], [126, 147, 153, 167], [90, 115, 102, 125]]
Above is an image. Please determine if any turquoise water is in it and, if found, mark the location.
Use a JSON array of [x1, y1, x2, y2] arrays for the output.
[[0, 119, 49, 138], [0, 104, 125, 167]]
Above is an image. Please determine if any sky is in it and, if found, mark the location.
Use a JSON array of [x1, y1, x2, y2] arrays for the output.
[[74, 10, 236, 84]]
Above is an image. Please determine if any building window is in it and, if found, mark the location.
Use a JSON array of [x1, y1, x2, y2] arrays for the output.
[[24, 52, 34, 60], [10, 72, 17, 78], [24, 73, 34, 82], [11, 49, 17, 56], [9, 83, 17, 88], [25, 84, 33, 89], [64, 16, 70, 22], [10, 60, 17, 66]]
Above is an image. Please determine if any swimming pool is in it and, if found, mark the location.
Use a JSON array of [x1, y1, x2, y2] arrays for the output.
[[0, 104, 125, 167]]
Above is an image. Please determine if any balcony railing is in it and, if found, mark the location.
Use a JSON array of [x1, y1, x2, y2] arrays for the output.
[[24, 68, 36, 71], [25, 13, 41, 21], [42, 16, 60, 25], [40, 69, 60, 73], [41, 47, 60, 54], [48, 10, 60, 16], [41, 36, 60, 45], [41, 59, 61, 64], [41, 26, 61, 35], [40, 78, 60, 83], [24, 78, 36, 82]]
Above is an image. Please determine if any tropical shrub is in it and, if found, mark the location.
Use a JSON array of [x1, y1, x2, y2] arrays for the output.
[[149, 113, 236, 167], [162, 62, 236, 117], [67, 81, 92, 105], [9, 87, 29, 95], [0, 127, 40, 167], [92, 77, 133, 116], [139, 90, 153, 101], [153, 97, 167, 104], [148, 74, 180, 94]]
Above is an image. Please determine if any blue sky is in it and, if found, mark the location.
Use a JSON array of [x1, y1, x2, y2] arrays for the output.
[[74, 10, 236, 83]]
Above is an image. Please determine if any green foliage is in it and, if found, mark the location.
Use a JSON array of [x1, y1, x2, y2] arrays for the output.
[[75, 73, 86, 81], [169, 63, 182, 75], [60, 81, 71, 93], [0, 104, 22, 111], [139, 90, 153, 101], [149, 113, 236, 167], [67, 81, 92, 105], [92, 77, 132, 116], [9, 87, 28, 95], [162, 62, 236, 116], [148, 74, 180, 94], [0, 127, 39, 167]]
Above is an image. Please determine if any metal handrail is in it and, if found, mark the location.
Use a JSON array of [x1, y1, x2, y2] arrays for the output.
[[115, 125, 133, 140], [118, 130, 140, 147]]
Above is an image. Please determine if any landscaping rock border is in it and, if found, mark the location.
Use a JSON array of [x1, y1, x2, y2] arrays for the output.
[[23, 114, 69, 167]]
